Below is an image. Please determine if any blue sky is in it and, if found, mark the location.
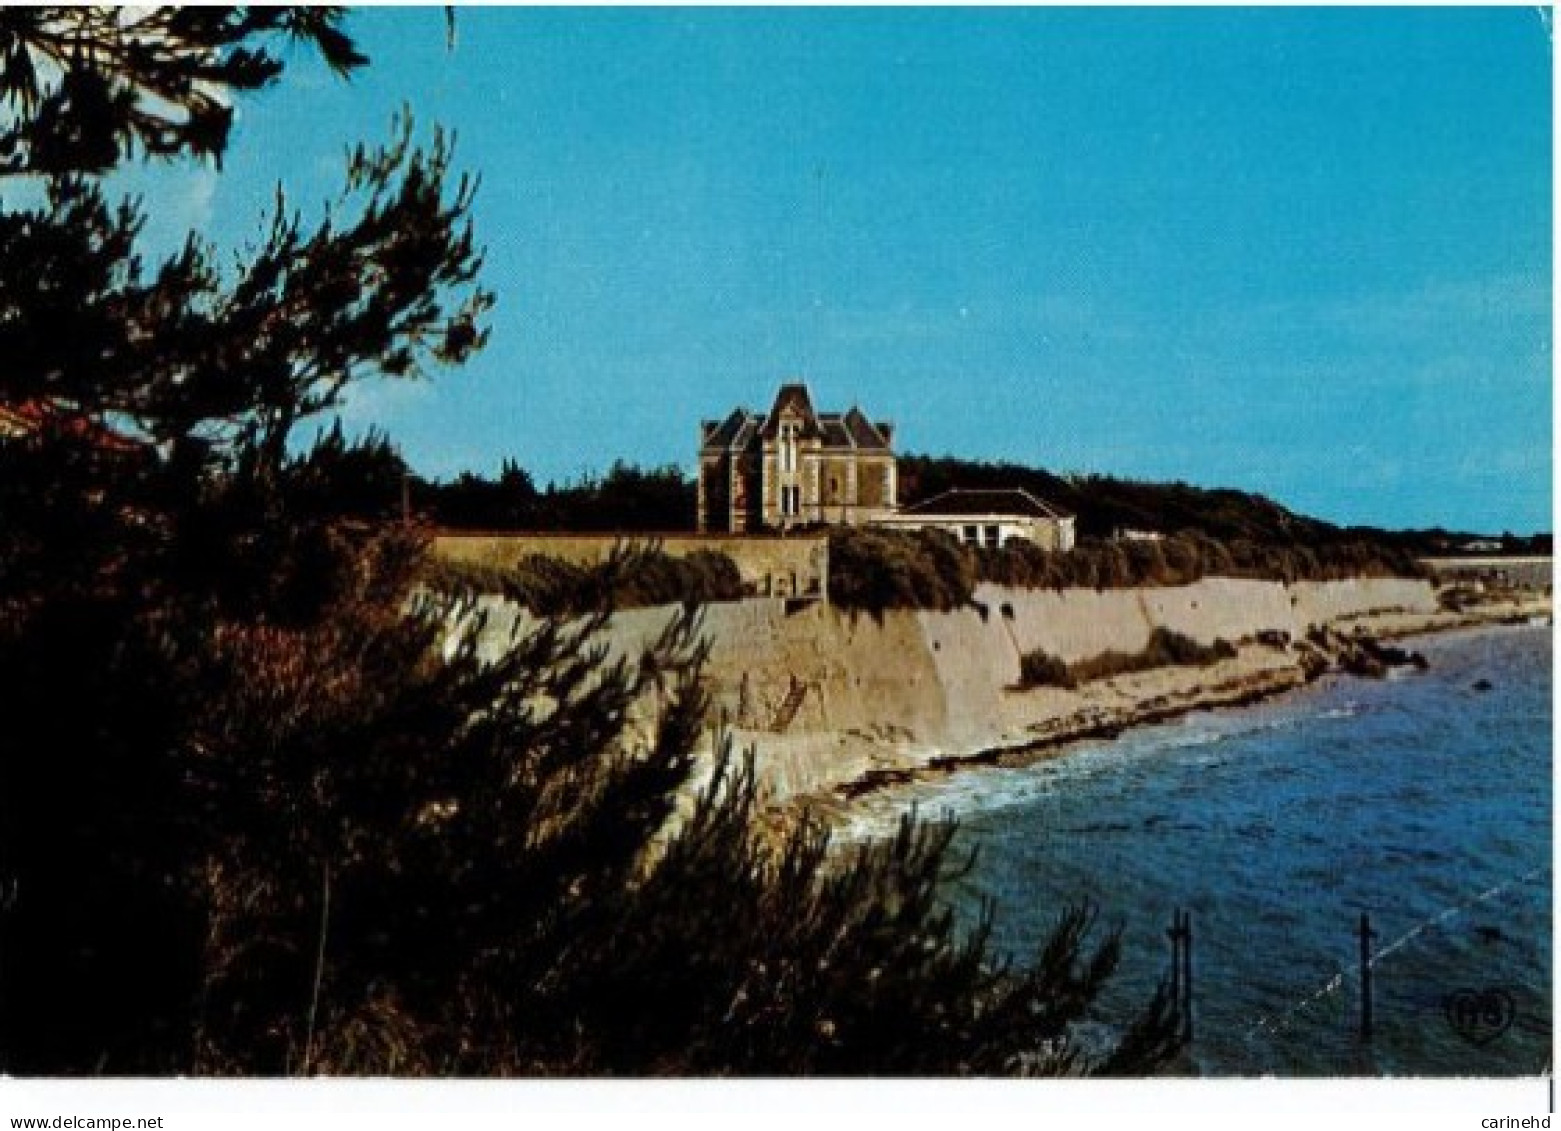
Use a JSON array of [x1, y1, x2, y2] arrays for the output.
[[123, 7, 1551, 533]]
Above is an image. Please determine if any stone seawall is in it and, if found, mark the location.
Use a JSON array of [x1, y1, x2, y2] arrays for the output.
[[698, 577, 1435, 734], [986, 576, 1438, 665], [700, 578, 1438, 794], [462, 576, 1444, 808]]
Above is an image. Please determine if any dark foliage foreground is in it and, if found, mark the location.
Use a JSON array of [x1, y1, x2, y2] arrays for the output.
[[976, 531, 1429, 590]]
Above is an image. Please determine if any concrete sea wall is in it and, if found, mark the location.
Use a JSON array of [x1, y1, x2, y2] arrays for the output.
[[987, 577, 1437, 665], [464, 577, 1438, 790], [693, 577, 1434, 748]]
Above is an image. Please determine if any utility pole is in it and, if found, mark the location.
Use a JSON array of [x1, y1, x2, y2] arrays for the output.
[[1167, 908, 1194, 1043], [1181, 908, 1194, 1043]]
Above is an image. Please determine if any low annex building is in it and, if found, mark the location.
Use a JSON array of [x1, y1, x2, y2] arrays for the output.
[[698, 383, 897, 533], [876, 487, 1076, 552]]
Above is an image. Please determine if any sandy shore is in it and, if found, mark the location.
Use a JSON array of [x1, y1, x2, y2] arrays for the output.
[[754, 593, 1552, 835]]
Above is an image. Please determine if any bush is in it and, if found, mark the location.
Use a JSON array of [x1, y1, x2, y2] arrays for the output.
[[421, 544, 745, 614], [828, 526, 975, 614], [1018, 649, 1075, 690], [1143, 626, 1236, 667], [976, 532, 1427, 591]]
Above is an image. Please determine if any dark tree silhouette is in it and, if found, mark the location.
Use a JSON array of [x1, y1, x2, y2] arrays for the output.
[[0, 7, 364, 177], [418, 459, 697, 533], [0, 5, 492, 1071]]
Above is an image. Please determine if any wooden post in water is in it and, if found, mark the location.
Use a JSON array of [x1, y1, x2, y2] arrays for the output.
[[1180, 909, 1194, 1043], [1358, 911, 1375, 1041]]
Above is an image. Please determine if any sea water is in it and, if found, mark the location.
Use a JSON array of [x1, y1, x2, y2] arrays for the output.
[[879, 624, 1552, 1076]]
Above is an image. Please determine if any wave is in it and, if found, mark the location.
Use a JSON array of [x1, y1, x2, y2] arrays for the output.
[[835, 767, 1063, 837], [854, 697, 1362, 828]]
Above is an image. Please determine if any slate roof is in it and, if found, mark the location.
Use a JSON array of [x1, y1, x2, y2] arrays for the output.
[[818, 416, 854, 448], [701, 384, 894, 454], [702, 408, 755, 450], [898, 488, 1071, 520]]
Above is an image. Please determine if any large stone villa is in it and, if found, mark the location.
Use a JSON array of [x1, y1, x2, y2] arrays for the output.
[[698, 381, 1074, 551], [697, 383, 898, 533]]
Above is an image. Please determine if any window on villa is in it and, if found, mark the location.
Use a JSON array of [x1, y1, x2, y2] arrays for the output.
[[779, 421, 798, 474], [984, 525, 1001, 549], [962, 525, 978, 545]]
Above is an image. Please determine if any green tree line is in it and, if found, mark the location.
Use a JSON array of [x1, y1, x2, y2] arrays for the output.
[[289, 429, 699, 532], [300, 441, 1539, 558], [899, 455, 1538, 554]]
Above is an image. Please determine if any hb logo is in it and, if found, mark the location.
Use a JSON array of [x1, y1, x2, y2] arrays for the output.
[[1442, 988, 1516, 1047]]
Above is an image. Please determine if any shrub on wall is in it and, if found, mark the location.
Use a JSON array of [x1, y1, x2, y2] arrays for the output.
[[1018, 649, 1075, 690], [827, 526, 975, 614], [422, 545, 744, 614]]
